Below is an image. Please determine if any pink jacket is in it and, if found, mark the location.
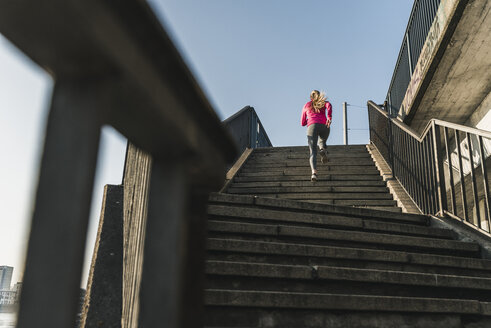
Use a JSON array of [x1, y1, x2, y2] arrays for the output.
[[301, 101, 332, 126]]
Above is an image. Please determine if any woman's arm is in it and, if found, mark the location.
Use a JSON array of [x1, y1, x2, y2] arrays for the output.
[[326, 102, 332, 127], [301, 106, 308, 126]]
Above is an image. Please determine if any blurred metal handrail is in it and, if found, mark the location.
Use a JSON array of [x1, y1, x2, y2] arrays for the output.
[[0, 0, 236, 327]]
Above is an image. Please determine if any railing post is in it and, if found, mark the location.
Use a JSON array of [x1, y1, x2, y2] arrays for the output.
[[343, 102, 348, 145], [431, 122, 447, 215], [17, 81, 103, 328], [478, 136, 491, 230], [388, 118, 394, 174], [466, 133, 482, 228], [444, 127, 457, 215], [455, 130, 469, 222]]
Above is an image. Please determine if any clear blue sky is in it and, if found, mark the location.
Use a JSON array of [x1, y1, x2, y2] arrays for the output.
[[0, 0, 413, 285]]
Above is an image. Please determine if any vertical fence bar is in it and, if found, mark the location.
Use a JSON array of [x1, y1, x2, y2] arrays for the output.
[[478, 135, 491, 230], [429, 133, 439, 214], [401, 131, 407, 190], [422, 135, 431, 214], [17, 82, 102, 328], [409, 135, 417, 200], [392, 123, 398, 177], [415, 137, 424, 210], [388, 118, 394, 174], [444, 127, 457, 215], [410, 137, 419, 207], [432, 123, 448, 215], [404, 132, 411, 196], [138, 161, 189, 327], [425, 135, 435, 214], [416, 141, 427, 213], [466, 132, 482, 228], [396, 126, 402, 183], [455, 130, 468, 222], [411, 137, 421, 206]]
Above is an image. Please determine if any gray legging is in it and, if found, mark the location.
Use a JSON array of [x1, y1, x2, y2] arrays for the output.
[[307, 123, 330, 171]]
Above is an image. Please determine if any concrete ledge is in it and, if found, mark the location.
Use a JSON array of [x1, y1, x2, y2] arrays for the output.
[[430, 215, 491, 260], [367, 143, 422, 214], [221, 148, 254, 193]]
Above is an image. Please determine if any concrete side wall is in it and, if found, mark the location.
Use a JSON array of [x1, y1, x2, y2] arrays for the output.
[[404, 0, 491, 133], [121, 144, 152, 328], [81, 184, 123, 328], [466, 92, 491, 130]]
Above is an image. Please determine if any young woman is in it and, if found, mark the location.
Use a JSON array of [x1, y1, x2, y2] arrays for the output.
[[300, 90, 332, 181]]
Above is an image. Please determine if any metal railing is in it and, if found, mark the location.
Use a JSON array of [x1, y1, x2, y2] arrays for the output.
[[386, 0, 441, 116], [368, 101, 491, 232]]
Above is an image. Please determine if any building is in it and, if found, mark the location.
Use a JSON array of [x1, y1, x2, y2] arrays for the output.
[[12, 282, 22, 304], [0, 266, 13, 290], [0, 290, 16, 305]]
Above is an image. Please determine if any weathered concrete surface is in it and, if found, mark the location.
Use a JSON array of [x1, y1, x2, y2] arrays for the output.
[[406, 0, 491, 133], [80, 184, 123, 328], [121, 144, 152, 328], [367, 143, 422, 214]]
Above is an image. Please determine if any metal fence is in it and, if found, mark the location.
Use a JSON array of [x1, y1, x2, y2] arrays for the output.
[[223, 106, 272, 157], [368, 101, 491, 232], [386, 0, 441, 116]]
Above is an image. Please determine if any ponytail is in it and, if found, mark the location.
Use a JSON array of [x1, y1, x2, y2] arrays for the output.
[[310, 90, 327, 113]]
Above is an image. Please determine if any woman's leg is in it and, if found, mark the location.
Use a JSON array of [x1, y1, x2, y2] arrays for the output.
[[317, 125, 330, 163], [307, 124, 318, 174], [318, 125, 330, 150]]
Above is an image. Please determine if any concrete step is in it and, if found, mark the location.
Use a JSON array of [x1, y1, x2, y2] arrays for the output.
[[207, 205, 451, 238], [227, 186, 389, 194], [240, 166, 380, 173], [229, 180, 387, 188], [204, 289, 491, 315], [204, 306, 491, 328], [205, 261, 491, 300], [365, 205, 403, 212], [253, 145, 368, 153], [257, 192, 393, 200], [208, 193, 428, 225], [244, 158, 376, 167], [233, 174, 383, 182], [296, 199, 398, 207], [207, 221, 479, 256], [206, 238, 491, 277], [250, 152, 372, 159], [237, 168, 381, 177]]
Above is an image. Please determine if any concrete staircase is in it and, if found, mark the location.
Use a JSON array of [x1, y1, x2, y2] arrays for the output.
[[204, 146, 491, 327], [222, 145, 399, 212]]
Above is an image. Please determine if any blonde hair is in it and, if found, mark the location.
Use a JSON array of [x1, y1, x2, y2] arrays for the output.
[[310, 90, 327, 113]]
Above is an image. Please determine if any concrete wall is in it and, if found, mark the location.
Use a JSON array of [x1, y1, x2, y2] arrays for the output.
[[121, 144, 152, 328], [398, 0, 491, 133]]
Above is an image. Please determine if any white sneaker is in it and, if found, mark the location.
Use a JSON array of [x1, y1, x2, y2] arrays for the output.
[[311, 173, 317, 182]]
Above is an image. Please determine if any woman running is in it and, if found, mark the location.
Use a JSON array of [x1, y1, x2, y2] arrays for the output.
[[300, 90, 332, 182]]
